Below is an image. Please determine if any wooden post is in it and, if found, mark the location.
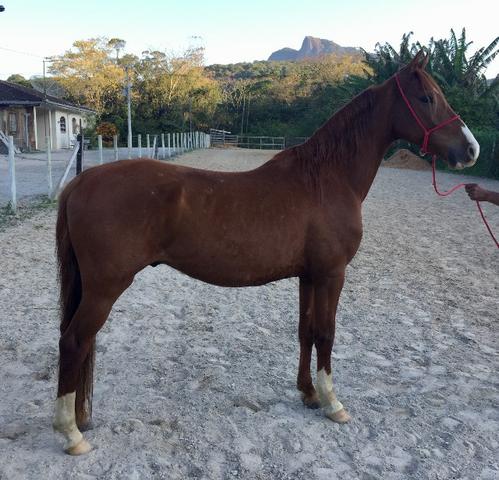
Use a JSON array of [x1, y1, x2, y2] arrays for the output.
[[146, 134, 150, 157], [8, 136, 17, 213], [113, 135, 118, 161], [98, 135, 103, 164], [167, 133, 171, 158], [161, 133, 165, 159], [138, 134, 142, 157], [76, 133, 83, 174], [46, 136, 52, 196]]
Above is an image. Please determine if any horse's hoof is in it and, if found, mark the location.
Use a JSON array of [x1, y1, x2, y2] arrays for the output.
[[301, 393, 321, 409], [325, 408, 351, 423], [65, 438, 92, 456]]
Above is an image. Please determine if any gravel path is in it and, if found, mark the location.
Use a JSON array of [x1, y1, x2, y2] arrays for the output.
[[0, 149, 498, 479]]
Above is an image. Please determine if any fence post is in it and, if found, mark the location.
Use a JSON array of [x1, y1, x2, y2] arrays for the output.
[[152, 135, 157, 159], [128, 132, 132, 160], [167, 133, 171, 158], [113, 135, 119, 161], [76, 133, 83, 174], [161, 133, 165, 159], [146, 134, 150, 157], [98, 135, 103, 165], [46, 136, 52, 196], [138, 134, 142, 157], [8, 136, 17, 213]]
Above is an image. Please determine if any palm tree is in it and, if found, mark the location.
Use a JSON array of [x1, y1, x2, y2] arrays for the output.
[[430, 28, 499, 99], [343, 32, 425, 95]]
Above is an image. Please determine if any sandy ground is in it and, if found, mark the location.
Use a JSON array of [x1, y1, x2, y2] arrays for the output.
[[0, 148, 498, 480]]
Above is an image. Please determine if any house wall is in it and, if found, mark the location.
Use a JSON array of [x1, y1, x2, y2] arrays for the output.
[[53, 110, 88, 149], [35, 108, 89, 150], [0, 106, 36, 151]]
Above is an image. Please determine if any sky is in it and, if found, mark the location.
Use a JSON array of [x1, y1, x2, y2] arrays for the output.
[[0, 0, 498, 80]]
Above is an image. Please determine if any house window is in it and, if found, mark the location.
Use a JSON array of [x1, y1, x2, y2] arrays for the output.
[[72, 118, 78, 134], [8, 113, 17, 134], [60, 116, 66, 133]]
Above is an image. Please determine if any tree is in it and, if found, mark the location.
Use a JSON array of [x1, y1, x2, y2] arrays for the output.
[[134, 46, 221, 132], [430, 29, 499, 99], [49, 38, 125, 114], [6, 74, 32, 89], [108, 38, 126, 62]]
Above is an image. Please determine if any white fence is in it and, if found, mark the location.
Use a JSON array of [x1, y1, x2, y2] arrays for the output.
[[0, 131, 211, 213], [209, 129, 306, 150]]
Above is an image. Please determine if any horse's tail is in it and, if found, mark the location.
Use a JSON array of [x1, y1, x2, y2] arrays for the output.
[[56, 184, 94, 427]]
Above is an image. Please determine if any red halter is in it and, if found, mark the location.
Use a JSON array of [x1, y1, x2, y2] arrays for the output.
[[394, 73, 460, 154], [395, 73, 498, 249]]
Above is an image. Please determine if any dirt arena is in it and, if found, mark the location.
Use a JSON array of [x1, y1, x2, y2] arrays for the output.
[[0, 149, 498, 479]]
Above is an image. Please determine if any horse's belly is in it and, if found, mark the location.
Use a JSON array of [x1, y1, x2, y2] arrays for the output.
[[162, 243, 301, 287]]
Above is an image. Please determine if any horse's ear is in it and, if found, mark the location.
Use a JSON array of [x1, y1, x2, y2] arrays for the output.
[[409, 49, 429, 71]]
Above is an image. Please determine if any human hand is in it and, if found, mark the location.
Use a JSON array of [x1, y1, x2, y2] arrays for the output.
[[465, 184, 490, 202]]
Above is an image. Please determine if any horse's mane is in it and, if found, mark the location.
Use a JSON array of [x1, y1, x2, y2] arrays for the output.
[[292, 86, 378, 193]]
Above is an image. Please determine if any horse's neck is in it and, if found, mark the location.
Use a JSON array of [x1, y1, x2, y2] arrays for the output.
[[312, 83, 395, 202]]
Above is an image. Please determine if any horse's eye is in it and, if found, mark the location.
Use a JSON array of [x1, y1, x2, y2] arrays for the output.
[[419, 95, 434, 104]]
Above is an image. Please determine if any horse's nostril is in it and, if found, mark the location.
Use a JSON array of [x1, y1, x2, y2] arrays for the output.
[[468, 145, 476, 159]]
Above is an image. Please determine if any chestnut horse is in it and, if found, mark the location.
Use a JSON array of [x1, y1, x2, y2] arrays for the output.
[[53, 51, 479, 454]]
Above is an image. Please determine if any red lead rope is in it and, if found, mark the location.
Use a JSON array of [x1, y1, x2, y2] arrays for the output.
[[394, 73, 498, 249], [431, 156, 499, 248]]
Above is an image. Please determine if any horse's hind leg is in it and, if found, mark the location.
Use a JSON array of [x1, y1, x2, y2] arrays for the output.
[[53, 280, 130, 455], [313, 273, 351, 423], [297, 278, 320, 408]]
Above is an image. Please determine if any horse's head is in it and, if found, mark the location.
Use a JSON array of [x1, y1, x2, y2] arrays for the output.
[[392, 50, 479, 169]]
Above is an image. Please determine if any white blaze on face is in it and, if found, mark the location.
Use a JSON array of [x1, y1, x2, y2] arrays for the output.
[[316, 368, 344, 415], [53, 392, 83, 449], [462, 123, 480, 161]]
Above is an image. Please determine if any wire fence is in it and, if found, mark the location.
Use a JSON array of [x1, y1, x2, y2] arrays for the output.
[[0, 131, 211, 212]]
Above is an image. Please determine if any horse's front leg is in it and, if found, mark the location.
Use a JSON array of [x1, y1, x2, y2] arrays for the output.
[[297, 278, 320, 408], [313, 273, 351, 423]]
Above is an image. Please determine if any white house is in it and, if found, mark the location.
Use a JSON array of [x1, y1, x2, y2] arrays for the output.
[[0, 80, 95, 152]]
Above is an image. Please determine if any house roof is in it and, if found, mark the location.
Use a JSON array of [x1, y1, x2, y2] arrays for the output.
[[0, 80, 95, 114]]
